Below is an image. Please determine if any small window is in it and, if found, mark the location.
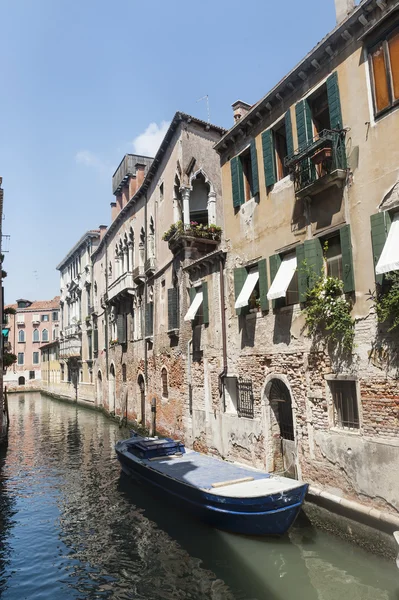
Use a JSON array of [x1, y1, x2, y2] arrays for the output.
[[18, 330, 25, 343], [29, 371, 35, 380], [159, 182, 164, 202], [240, 148, 254, 202], [41, 314, 49, 322], [161, 367, 168, 398], [61, 364, 65, 381], [52, 311, 59, 321], [273, 121, 289, 181], [42, 329, 49, 342], [33, 352, 39, 365], [369, 27, 399, 117], [325, 236, 343, 280], [330, 380, 359, 430], [17, 352, 24, 365], [33, 329, 40, 343], [122, 363, 127, 382], [308, 85, 330, 135]]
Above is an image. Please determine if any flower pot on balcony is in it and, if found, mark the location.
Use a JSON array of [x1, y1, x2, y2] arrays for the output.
[[311, 147, 332, 166]]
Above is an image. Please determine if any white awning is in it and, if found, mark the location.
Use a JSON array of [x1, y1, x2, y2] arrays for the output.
[[267, 255, 297, 300], [376, 213, 399, 275], [234, 271, 259, 309], [184, 291, 203, 321]]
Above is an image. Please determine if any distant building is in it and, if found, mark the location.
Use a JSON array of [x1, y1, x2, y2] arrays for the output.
[[4, 297, 60, 386], [56, 230, 101, 403]]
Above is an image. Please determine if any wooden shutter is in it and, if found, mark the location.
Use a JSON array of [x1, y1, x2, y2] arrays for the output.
[[285, 110, 294, 159], [340, 225, 355, 293], [296, 244, 307, 303], [231, 156, 244, 208], [93, 328, 99, 353], [189, 287, 196, 304], [262, 130, 276, 187], [167, 288, 179, 330], [202, 281, 209, 325], [389, 31, 399, 101], [258, 259, 269, 312], [371, 212, 391, 284], [295, 100, 313, 149], [117, 314, 127, 344], [370, 42, 390, 113], [145, 303, 154, 337], [327, 71, 343, 130], [250, 139, 259, 196], [234, 267, 247, 316], [304, 238, 323, 289], [269, 254, 282, 309]]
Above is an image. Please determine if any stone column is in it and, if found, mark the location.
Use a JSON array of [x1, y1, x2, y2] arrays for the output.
[[207, 191, 217, 225], [128, 242, 134, 271], [180, 186, 192, 228]]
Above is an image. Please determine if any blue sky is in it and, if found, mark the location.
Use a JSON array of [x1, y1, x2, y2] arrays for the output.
[[0, 0, 338, 304]]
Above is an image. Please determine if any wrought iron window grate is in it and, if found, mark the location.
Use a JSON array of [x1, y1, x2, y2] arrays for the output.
[[237, 377, 255, 418], [331, 380, 359, 430]]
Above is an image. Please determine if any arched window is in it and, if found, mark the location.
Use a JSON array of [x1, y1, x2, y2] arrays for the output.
[[18, 330, 25, 343], [161, 367, 168, 398], [42, 329, 49, 342], [33, 329, 40, 343]]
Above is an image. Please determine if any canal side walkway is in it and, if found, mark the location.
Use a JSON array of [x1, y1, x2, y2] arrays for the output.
[[6, 384, 399, 560]]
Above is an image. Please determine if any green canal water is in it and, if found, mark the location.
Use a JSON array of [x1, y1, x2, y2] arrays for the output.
[[0, 392, 397, 600]]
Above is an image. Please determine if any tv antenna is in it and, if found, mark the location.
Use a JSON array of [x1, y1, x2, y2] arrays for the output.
[[196, 95, 210, 124]]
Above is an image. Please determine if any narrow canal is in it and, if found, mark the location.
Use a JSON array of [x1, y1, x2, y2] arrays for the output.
[[0, 392, 397, 600]]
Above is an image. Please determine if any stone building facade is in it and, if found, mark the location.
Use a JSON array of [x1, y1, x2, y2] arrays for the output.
[[211, 0, 399, 514], [90, 113, 226, 444], [4, 296, 60, 386]]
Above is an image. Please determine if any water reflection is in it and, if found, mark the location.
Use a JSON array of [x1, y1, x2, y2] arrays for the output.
[[0, 392, 397, 600]]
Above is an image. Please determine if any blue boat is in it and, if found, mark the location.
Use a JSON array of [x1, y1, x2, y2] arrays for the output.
[[115, 434, 308, 536]]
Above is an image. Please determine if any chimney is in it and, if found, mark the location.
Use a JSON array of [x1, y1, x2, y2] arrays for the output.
[[99, 225, 107, 240], [135, 163, 146, 189], [121, 185, 129, 208], [110, 201, 118, 222], [232, 100, 252, 124], [335, 0, 355, 24], [129, 175, 138, 199]]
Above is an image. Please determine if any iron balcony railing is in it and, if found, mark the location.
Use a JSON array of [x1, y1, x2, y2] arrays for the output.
[[285, 129, 347, 195]]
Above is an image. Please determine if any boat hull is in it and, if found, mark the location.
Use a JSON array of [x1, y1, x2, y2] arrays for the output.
[[116, 444, 308, 536]]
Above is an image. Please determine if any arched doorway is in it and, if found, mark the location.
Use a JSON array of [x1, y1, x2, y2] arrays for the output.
[[138, 375, 145, 425], [264, 377, 295, 476], [18, 376, 25, 386], [97, 370, 103, 407], [109, 364, 116, 414]]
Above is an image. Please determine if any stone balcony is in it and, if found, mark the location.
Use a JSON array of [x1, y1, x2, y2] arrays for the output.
[[59, 337, 82, 359], [133, 265, 145, 284], [163, 223, 222, 259], [108, 272, 135, 302]]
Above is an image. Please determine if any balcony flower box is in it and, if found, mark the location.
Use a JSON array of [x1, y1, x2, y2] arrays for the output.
[[311, 146, 333, 166], [163, 221, 222, 243]]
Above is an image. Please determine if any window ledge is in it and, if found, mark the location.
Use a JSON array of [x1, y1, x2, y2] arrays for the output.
[[167, 328, 179, 337], [245, 310, 262, 320], [329, 426, 361, 436], [270, 175, 293, 193]]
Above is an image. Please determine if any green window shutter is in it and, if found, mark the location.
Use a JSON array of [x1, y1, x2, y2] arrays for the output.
[[167, 288, 179, 330], [250, 139, 259, 196], [145, 303, 153, 337], [231, 157, 244, 208], [285, 110, 294, 159], [189, 287, 196, 303], [258, 258, 269, 312], [202, 282, 209, 325], [269, 254, 282, 309], [340, 224, 355, 293], [261, 130, 276, 187], [295, 100, 313, 149], [304, 238, 323, 289], [371, 212, 391, 285], [117, 314, 127, 344], [234, 267, 247, 316], [296, 244, 307, 303], [327, 71, 343, 130], [93, 328, 99, 353]]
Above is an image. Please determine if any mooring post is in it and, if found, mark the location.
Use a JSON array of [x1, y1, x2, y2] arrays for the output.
[[150, 397, 156, 437]]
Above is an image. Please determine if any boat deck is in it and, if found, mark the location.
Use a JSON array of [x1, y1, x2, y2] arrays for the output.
[[129, 448, 302, 498]]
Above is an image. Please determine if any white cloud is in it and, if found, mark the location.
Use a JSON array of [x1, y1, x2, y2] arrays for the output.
[[75, 150, 112, 177], [132, 121, 170, 157]]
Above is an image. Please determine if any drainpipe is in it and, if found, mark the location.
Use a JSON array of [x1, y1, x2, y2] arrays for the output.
[[218, 256, 227, 404], [187, 338, 193, 415], [144, 194, 148, 386]]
